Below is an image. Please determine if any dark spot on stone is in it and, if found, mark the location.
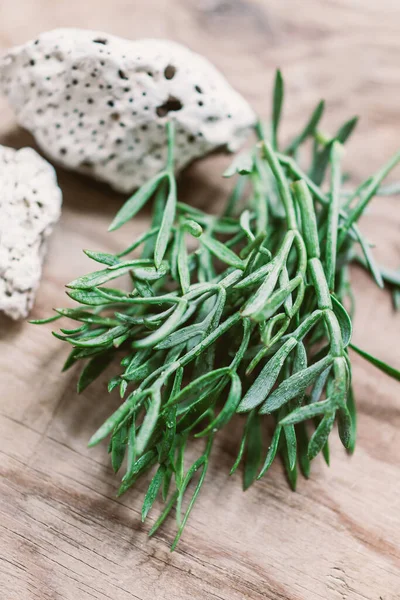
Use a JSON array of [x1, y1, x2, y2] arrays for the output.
[[87, 98, 94, 104], [110, 112, 120, 121], [66, 95, 71, 101], [129, 97, 133, 103], [142, 91, 147, 96], [123, 87, 130, 93], [108, 153, 116, 161], [198, 101, 204, 106], [195, 85, 203, 94], [99, 119, 105, 125], [107, 100, 114, 107], [60, 148, 67, 155], [81, 160, 94, 168], [118, 69, 128, 80], [93, 38, 108, 45], [187, 135, 196, 143], [141, 125, 148, 131], [55, 123, 61, 129], [115, 138, 122, 145], [164, 65, 176, 80], [156, 96, 183, 117], [30, 59, 35, 66]]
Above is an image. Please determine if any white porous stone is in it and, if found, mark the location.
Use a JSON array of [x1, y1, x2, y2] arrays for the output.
[[0, 29, 256, 193], [0, 146, 62, 320]]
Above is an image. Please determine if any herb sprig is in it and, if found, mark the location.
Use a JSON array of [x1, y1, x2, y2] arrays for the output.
[[33, 72, 400, 548]]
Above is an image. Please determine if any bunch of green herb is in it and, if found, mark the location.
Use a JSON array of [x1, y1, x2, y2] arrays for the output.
[[33, 71, 400, 549]]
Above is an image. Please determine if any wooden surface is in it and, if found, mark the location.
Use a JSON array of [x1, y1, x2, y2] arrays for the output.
[[1, 1, 400, 599]]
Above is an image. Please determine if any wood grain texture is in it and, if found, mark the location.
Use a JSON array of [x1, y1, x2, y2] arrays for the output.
[[1, 1, 400, 599]]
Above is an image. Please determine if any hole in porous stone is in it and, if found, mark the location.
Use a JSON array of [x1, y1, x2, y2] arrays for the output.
[[118, 69, 128, 80], [195, 85, 203, 93], [81, 160, 93, 168], [110, 112, 120, 121], [93, 38, 108, 45], [164, 65, 176, 80], [107, 100, 115, 107], [60, 148, 67, 155], [156, 96, 183, 118], [5, 291, 12, 297], [187, 135, 196, 144]]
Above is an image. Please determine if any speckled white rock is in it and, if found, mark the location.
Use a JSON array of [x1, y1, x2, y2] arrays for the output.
[[0, 29, 256, 193], [0, 146, 62, 320]]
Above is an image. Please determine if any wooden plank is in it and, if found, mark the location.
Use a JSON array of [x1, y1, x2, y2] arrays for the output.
[[1, 1, 400, 598]]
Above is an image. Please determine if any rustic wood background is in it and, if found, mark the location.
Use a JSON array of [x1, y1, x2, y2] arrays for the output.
[[1, 1, 399, 599]]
